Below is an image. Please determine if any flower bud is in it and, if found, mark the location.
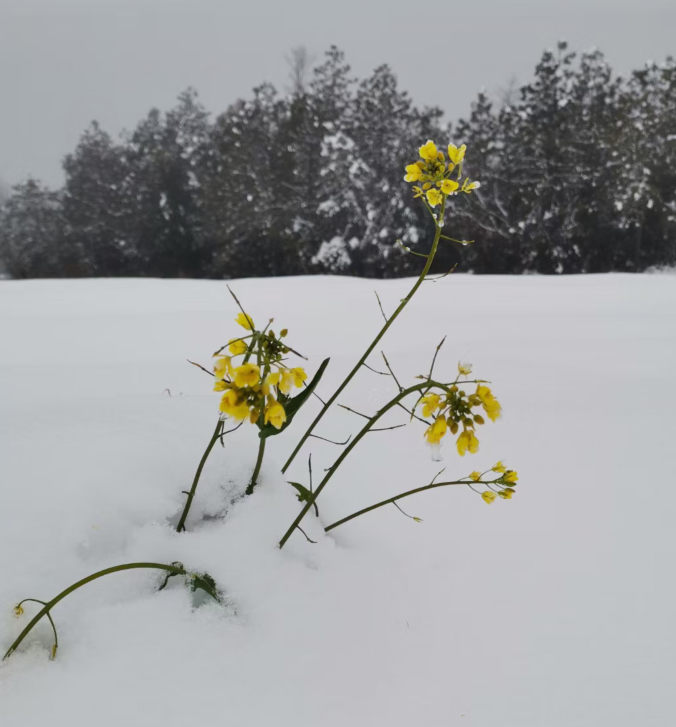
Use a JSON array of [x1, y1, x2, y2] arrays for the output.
[[449, 421, 459, 435], [474, 414, 485, 425], [280, 329, 288, 337], [450, 385, 458, 393]]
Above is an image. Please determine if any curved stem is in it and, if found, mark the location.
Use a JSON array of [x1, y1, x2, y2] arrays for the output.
[[324, 480, 474, 532], [4, 562, 188, 660], [245, 437, 266, 496], [281, 198, 447, 475], [278, 379, 447, 548], [176, 418, 223, 532]]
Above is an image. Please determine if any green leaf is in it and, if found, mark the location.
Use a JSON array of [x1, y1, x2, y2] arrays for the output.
[[259, 358, 330, 439], [190, 571, 222, 603], [287, 481, 319, 516], [288, 481, 313, 503]]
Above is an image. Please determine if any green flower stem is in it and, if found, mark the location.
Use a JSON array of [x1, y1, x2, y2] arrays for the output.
[[4, 562, 189, 661], [245, 437, 266, 496], [279, 379, 447, 549], [324, 479, 500, 532], [281, 197, 447, 475], [176, 418, 223, 533]]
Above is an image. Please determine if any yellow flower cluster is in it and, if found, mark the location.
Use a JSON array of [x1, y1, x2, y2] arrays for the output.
[[467, 463, 519, 504], [212, 312, 307, 430], [420, 363, 502, 456], [404, 140, 480, 207]]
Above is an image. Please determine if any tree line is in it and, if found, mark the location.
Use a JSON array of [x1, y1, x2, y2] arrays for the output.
[[1, 43, 674, 279]]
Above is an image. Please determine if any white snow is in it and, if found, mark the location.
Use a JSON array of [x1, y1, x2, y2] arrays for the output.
[[0, 274, 674, 726]]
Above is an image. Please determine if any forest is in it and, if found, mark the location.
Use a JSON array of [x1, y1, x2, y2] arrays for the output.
[[1, 43, 675, 279]]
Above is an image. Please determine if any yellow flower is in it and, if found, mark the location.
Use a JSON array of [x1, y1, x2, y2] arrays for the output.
[[426, 189, 443, 207], [13, 604, 24, 617], [233, 363, 260, 388], [279, 369, 294, 394], [412, 186, 424, 198], [481, 491, 497, 504], [440, 179, 459, 195], [404, 163, 424, 183], [419, 140, 438, 161], [447, 143, 466, 165], [228, 338, 248, 356], [425, 415, 448, 444], [235, 312, 255, 330], [213, 380, 229, 392], [469, 471, 481, 482], [503, 470, 518, 484], [291, 367, 307, 388], [462, 178, 481, 193], [213, 356, 232, 381], [421, 393, 442, 418], [264, 400, 287, 430], [219, 389, 250, 420], [456, 429, 479, 456], [458, 362, 472, 376], [266, 371, 281, 386], [476, 384, 502, 422], [492, 460, 506, 473], [498, 489, 515, 500]]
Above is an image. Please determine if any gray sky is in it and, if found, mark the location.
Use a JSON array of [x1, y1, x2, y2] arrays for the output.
[[1, 0, 674, 188]]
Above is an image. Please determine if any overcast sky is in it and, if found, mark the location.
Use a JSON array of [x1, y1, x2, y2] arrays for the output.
[[1, 0, 674, 188]]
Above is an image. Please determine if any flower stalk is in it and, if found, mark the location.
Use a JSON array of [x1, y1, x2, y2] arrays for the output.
[[176, 419, 224, 533], [279, 378, 472, 548], [281, 198, 447, 475], [323, 476, 513, 532], [4, 562, 220, 661]]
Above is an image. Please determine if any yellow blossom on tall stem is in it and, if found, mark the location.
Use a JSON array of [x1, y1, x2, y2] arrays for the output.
[[447, 143, 466, 165], [503, 470, 518, 484], [279, 369, 294, 394], [234, 363, 260, 388], [425, 415, 448, 444], [482, 491, 497, 504], [419, 140, 438, 161], [404, 163, 424, 182], [476, 384, 502, 422], [219, 389, 250, 421], [440, 179, 459, 195], [213, 356, 232, 381], [228, 339, 248, 356], [426, 189, 443, 207], [264, 400, 287, 430], [266, 371, 281, 386], [291, 367, 307, 387], [456, 429, 479, 456], [470, 471, 481, 482], [421, 393, 442, 418], [492, 460, 506, 473], [235, 312, 255, 330]]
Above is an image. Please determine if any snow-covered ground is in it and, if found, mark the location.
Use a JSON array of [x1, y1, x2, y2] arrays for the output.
[[0, 274, 674, 726]]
